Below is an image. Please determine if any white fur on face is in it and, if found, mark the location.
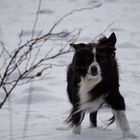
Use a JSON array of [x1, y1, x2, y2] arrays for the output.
[[78, 47, 103, 111], [87, 47, 102, 80], [93, 47, 97, 62]]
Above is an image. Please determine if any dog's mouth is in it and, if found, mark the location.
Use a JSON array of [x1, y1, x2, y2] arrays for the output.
[[91, 71, 98, 76], [87, 69, 102, 81], [87, 73, 100, 80]]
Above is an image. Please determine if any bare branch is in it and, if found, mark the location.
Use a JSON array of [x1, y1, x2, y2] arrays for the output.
[[0, 2, 102, 109], [31, 0, 42, 39], [92, 21, 115, 42]]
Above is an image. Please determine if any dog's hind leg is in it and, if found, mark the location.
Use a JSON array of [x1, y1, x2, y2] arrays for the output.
[[113, 110, 136, 138], [106, 92, 136, 138], [89, 111, 97, 128]]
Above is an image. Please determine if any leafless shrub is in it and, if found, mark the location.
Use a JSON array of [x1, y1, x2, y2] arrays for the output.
[[0, 1, 102, 109]]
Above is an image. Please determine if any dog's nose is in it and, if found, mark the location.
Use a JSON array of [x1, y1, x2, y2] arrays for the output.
[[90, 66, 98, 76]]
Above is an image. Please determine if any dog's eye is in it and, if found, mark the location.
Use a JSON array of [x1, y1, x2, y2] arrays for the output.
[[96, 54, 107, 62], [85, 57, 92, 62], [84, 54, 94, 62]]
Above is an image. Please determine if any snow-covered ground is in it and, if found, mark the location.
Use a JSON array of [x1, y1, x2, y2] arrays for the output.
[[0, 0, 140, 139]]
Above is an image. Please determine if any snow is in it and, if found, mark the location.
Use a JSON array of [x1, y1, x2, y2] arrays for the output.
[[0, 0, 140, 139]]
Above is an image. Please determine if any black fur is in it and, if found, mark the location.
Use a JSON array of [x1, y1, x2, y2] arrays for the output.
[[66, 32, 125, 128]]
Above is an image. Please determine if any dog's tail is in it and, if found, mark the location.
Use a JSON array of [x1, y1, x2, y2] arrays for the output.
[[65, 109, 74, 127], [106, 115, 115, 126]]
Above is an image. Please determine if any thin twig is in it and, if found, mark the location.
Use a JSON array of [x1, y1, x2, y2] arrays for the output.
[[92, 21, 115, 42], [31, 0, 42, 39]]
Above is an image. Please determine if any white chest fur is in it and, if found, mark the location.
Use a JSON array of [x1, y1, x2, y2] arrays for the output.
[[79, 76, 101, 104], [79, 76, 104, 112]]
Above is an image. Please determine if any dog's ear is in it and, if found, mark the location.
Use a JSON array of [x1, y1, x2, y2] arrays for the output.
[[70, 43, 86, 50], [107, 32, 117, 47], [70, 43, 77, 49]]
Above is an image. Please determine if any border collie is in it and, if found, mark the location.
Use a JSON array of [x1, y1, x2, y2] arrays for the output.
[[66, 33, 136, 138]]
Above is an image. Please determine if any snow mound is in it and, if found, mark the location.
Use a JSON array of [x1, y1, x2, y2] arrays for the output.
[[14, 92, 61, 104], [22, 86, 48, 93]]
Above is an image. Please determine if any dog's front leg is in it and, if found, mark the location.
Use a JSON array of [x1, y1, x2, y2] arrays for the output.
[[71, 110, 85, 135], [72, 125, 81, 135]]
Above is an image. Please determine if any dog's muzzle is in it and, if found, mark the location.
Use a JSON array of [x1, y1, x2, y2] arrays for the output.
[[87, 62, 101, 79], [90, 65, 98, 76]]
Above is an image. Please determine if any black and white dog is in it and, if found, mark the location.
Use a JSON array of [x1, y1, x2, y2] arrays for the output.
[[66, 33, 136, 138]]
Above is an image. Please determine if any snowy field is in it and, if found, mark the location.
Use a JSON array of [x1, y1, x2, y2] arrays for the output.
[[0, 0, 140, 139]]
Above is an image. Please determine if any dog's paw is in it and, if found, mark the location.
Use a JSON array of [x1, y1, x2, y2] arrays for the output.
[[123, 131, 137, 138], [72, 125, 81, 135]]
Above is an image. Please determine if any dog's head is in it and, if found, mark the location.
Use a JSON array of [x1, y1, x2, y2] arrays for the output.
[[70, 32, 117, 81]]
